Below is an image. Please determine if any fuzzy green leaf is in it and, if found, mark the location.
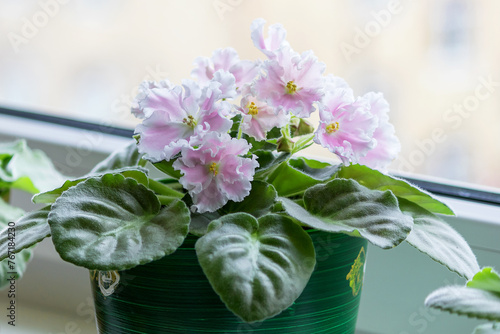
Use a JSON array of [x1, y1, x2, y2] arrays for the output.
[[0, 248, 33, 290], [33, 167, 149, 204], [0, 207, 50, 261], [425, 285, 500, 321], [48, 174, 190, 270], [221, 181, 277, 218], [268, 158, 338, 197], [473, 323, 500, 334], [195, 213, 316, 322], [338, 164, 454, 215], [401, 199, 479, 279], [281, 179, 413, 249], [90, 140, 144, 173]]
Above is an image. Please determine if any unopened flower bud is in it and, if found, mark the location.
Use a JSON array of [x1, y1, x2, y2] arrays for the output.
[[291, 118, 315, 137], [277, 137, 295, 153]]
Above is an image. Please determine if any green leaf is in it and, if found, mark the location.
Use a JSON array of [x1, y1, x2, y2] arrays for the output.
[[33, 167, 149, 204], [0, 248, 33, 290], [281, 179, 413, 249], [467, 268, 500, 294], [290, 133, 314, 155], [338, 164, 454, 215], [189, 211, 221, 237], [90, 140, 144, 173], [48, 174, 190, 270], [253, 151, 289, 175], [473, 323, 500, 334], [425, 285, 500, 321], [288, 157, 340, 180], [195, 213, 316, 323], [400, 199, 479, 279], [0, 140, 65, 194], [221, 181, 277, 218], [268, 158, 338, 197], [0, 207, 51, 261], [153, 159, 182, 179]]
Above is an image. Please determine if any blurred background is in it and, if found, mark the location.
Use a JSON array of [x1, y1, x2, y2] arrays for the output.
[[0, 0, 499, 186]]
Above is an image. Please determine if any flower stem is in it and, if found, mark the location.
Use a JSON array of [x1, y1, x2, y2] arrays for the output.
[[237, 120, 243, 140], [156, 195, 181, 206], [148, 179, 184, 198]]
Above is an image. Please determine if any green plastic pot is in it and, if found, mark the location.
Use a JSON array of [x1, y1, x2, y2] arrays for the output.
[[91, 230, 367, 333]]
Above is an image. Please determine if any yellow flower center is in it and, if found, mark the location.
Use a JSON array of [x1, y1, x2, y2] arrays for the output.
[[326, 122, 340, 134], [285, 80, 298, 94], [209, 162, 218, 176], [182, 115, 197, 128], [247, 102, 259, 116]]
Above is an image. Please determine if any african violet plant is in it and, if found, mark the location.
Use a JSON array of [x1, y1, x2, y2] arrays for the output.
[[0, 19, 480, 323]]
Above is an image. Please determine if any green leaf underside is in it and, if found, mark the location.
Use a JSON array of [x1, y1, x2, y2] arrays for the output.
[[473, 323, 500, 334], [222, 181, 277, 218], [90, 140, 144, 174], [425, 286, 500, 321], [48, 174, 190, 270], [33, 167, 149, 204], [281, 179, 413, 249], [400, 199, 479, 279], [195, 213, 316, 323], [268, 158, 338, 197], [338, 164, 454, 215], [467, 268, 500, 294], [0, 207, 51, 261], [0, 248, 33, 290]]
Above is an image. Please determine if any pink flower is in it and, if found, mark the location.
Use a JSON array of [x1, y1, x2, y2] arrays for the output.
[[358, 92, 400, 170], [250, 18, 289, 59], [238, 86, 289, 141], [131, 80, 173, 119], [191, 47, 259, 96], [254, 46, 325, 118], [134, 80, 232, 162], [314, 89, 377, 164], [173, 132, 259, 213]]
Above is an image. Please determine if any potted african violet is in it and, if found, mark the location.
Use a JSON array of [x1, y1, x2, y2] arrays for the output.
[[0, 19, 480, 333]]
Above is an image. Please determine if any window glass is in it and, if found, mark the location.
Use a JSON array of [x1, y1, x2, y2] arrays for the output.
[[1, 0, 499, 188]]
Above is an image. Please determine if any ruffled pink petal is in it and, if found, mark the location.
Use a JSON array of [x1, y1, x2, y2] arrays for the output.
[[229, 60, 260, 88], [239, 94, 289, 140], [250, 18, 289, 58], [211, 47, 239, 71], [137, 85, 185, 121], [173, 132, 257, 212], [131, 80, 173, 119], [192, 181, 226, 213], [212, 70, 237, 99], [254, 47, 324, 117], [314, 92, 377, 164], [358, 92, 401, 170], [191, 57, 213, 84], [136, 114, 193, 162]]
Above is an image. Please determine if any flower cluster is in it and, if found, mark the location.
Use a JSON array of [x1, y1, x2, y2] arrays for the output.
[[133, 18, 400, 212]]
